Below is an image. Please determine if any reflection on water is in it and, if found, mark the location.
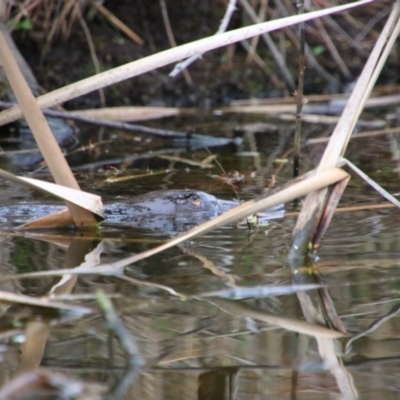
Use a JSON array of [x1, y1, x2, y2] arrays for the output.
[[0, 120, 400, 399]]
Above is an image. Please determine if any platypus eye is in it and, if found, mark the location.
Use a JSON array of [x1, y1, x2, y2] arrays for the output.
[[174, 192, 201, 205], [190, 193, 201, 206]]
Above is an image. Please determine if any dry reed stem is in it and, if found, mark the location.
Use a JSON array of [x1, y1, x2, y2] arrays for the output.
[[170, 0, 237, 77], [239, 39, 282, 86], [91, 1, 144, 45], [278, 0, 338, 86], [0, 29, 99, 227], [0, 0, 373, 127], [103, 168, 349, 271], [313, 16, 351, 78], [159, 0, 192, 85], [76, 3, 105, 107], [307, 127, 400, 144], [212, 298, 344, 338], [239, 0, 296, 90], [245, 0, 266, 64], [293, 0, 307, 178], [4, 169, 346, 274], [0, 290, 91, 313], [289, 2, 400, 259], [0, 169, 104, 219]]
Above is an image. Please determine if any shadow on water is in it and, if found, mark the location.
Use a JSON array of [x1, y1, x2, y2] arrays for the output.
[[1, 113, 400, 399]]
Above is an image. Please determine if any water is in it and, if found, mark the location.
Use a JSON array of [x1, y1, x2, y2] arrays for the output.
[[0, 114, 399, 399]]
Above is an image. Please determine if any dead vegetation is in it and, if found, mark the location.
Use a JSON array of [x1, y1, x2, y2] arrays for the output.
[[0, 0, 399, 398]]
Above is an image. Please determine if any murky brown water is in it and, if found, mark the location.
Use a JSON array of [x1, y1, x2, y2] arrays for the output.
[[0, 113, 400, 399]]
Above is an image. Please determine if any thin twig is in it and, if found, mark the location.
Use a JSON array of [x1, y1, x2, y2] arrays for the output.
[[239, 39, 282, 87], [340, 157, 400, 208], [91, 1, 144, 45], [170, 0, 237, 77], [239, 0, 296, 90], [313, 16, 351, 79], [159, 0, 193, 85], [0, 100, 221, 139], [276, 0, 339, 87], [96, 290, 144, 367], [307, 126, 400, 145], [246, 0, 267, 64], [345, 303, 400, 355], [76, 3, 106, 107], [293, 0, 307, 178]]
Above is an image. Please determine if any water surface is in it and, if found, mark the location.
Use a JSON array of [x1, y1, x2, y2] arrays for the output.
[[0, 114, 399, 399]]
